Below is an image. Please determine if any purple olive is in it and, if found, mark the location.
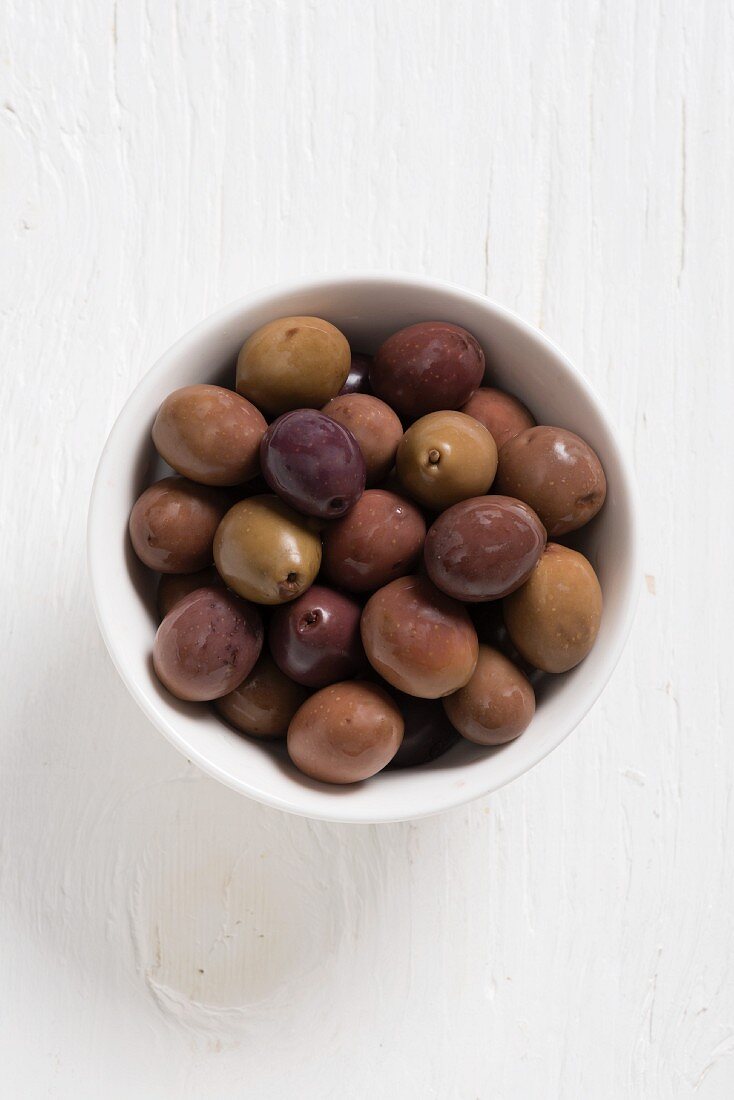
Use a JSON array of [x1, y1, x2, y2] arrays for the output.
[[339, 353, 373, 395], [269, 585, 367, 688], [260, 409, 366, 518], [387, 691, 459, 768]]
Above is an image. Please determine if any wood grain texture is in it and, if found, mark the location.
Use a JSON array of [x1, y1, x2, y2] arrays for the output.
[[1, 0, 733, 1096]]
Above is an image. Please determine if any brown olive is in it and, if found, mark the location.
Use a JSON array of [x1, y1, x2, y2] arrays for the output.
[[129, 476, 229, 574], [424, 495, 546, 601], [443, 645, 535, 745], [396, 411, 497, 510], [153, 586, 263, 702], [157, 566, 222, 618], [321, 394, 403, 486], [460, 386, 535, 451], [360, 575, 479, 698], [287, 681, 404, 784], [215, 652, 309, 739], [213, 495, 322, 605], [503, 543, 603, 672], [496, 426, 607, 536], [322, 489, 426, 593], [236, 316, 350, 416], [152, 384, 267, 486]]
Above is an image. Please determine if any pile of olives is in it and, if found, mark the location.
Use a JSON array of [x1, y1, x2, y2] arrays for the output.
[[129, 315, 606, 785]]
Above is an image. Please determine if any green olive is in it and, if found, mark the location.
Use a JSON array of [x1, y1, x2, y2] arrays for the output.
[[213, 495, 322, 605], [396, 411, 497, 510]]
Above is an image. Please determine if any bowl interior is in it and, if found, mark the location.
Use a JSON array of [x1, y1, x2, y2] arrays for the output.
[[89, 274, 639, 823]]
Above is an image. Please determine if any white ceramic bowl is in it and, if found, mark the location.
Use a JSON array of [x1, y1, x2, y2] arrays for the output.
[[88, 273, 640, 823]]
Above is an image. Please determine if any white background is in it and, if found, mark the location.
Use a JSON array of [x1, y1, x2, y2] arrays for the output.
[[2, 1, 733, 1097]]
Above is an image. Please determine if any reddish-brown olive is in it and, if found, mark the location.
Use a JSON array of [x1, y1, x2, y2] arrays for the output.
[[460, 387, 535, 451], [153, 586, 263, 702], [360, 575, 479, 698], [371, 321, 485, 418], [215, 652, 309, 739], [322, 393, 403, 486], [287, 681, 404, 784], [496, 426, 607, 536], [424, 495, 546, 601], [443, 645, 535, 746], [129, 477, 229, 574], [322, 489, 426, 594]]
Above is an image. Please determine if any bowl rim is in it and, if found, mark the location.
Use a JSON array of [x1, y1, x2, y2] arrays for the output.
[[88, 270, 641, 823]]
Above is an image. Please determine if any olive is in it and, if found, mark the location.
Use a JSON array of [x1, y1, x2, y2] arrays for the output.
[[360, 575, 479, 698], [153, 586, 263, 702], [424, 495, 546, 601], [151, 384, 267, 486], [371, 321, 484, 418], [443, 645, 535, 746], [215, 652, 309, 739], [269, 585, 366, 688], [322, 489, 426, 593], [503, 543, 603, 672], [260, 409, 366, 518], [236, 316, 350, 416], [495, 426, 607, 535], [157, 566, 222, 618], [387, 691, 459, 768], [339, 352, 373, 395], [322, 394, 403, 486], [460, 386, 535, 451], [287, 681, 404, 784], [129, 476, 229, 574], [396, 411, 497, 510], [213, 495, 322, 605], [462, 387, 537, 451]]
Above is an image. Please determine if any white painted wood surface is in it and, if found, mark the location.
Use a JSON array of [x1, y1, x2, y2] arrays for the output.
[[2, 1, 733, 1096]]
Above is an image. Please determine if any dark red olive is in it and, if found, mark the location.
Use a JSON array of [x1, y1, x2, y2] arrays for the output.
[[339, 353, 373, 395], [387, 691, 459, 768], [371, 322, 485, 418], [269, 585, 367, 688]]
